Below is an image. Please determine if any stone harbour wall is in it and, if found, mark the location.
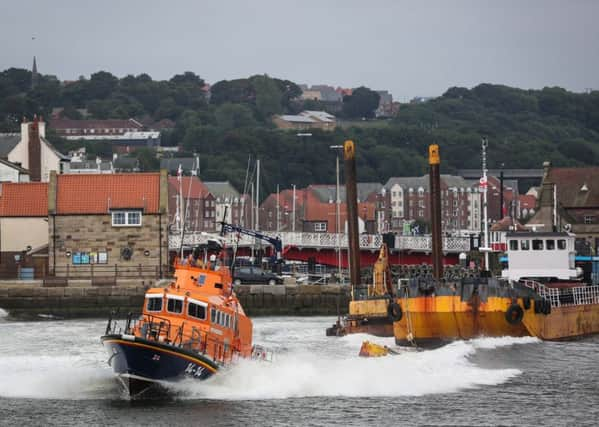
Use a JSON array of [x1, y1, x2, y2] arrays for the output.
[[0, 283, 351, 319]]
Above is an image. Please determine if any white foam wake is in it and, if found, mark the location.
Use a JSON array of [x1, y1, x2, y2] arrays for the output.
[[0, 317, 537, 400], [0, 308, 8, 319], [168, 337, 526, 400], [0, 355, 116, 399]]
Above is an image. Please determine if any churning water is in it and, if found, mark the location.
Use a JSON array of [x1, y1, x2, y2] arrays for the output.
[[0, 315, 598, 426]]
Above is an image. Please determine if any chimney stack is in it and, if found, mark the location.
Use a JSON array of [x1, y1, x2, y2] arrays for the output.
[[28, 116, 42, 182]]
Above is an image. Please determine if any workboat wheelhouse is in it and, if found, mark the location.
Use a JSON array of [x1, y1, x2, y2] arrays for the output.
[[101, 244, 255, 397], [502, 231, 599, 340], [501, 231, 579, 282]]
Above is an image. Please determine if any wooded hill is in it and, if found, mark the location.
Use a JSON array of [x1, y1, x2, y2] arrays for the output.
[[1, 67, 598, 195]]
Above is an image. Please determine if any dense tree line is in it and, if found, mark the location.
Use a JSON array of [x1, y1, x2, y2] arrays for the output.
[[1, 67, 598, 196]]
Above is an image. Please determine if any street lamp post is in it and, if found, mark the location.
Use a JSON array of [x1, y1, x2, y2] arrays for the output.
[[292, 184, 296, 233], [276, 184, 280, 233], [330, 145, 343, 283]]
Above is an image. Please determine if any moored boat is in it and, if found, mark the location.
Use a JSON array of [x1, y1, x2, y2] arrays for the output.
[[325, 140, 397, 338], [505, 231, 599, 340], [101, 243, 254, 397], [392, 143, 531, 347]]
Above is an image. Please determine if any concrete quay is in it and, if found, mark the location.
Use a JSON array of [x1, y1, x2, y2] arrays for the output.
[[0, 281, 351, 319]]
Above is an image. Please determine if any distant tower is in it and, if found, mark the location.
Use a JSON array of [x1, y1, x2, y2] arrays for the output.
[[31, 56, 39, 89]]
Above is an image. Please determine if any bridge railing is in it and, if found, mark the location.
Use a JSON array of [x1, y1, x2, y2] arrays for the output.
[[169, 231, 471, 253]]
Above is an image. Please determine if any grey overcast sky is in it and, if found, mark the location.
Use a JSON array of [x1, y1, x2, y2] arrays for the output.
[[1, 0, 598, 101]]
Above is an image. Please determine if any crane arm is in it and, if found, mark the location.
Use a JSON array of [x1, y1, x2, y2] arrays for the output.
[[219, 221, 283, 262]]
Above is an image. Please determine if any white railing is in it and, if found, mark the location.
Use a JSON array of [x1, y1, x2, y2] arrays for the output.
[[168, 231, 470, 253], [521, 279, 599, 308]]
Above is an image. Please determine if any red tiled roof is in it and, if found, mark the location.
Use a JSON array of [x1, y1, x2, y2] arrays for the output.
[[490, 216, 526, 232], [547, 167, 599, 207], [0, 182, 48, 216], [168, 176, 210, 199], [518, 194, 536, 208], [304, 196, 375, 232], [56, 173, 160, 214]]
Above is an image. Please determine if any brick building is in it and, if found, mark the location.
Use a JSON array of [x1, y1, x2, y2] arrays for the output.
[[260, 184, 380, 234], [380, 175, 481, 234], [204, 181, 251, 229], [168, 176, 216, 232], [529, 162, 599, 254]]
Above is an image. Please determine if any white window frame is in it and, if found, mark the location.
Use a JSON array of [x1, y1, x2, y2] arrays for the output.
[[111, 210, 142, 227], [314, 222, 327, 232]]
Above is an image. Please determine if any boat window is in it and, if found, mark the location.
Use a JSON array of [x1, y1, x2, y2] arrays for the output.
[[225, 314, 230, 328], [520, 240, 530, 250], [167, 298, 183, 314], [532, 239, 544, 250], [146, 297, 162, 312], [509, 240, 518, 251], [557, 239, 567, 250], [188, 302, 206, 320], [546, 239, 555, 250], [216, 311, 222, 325], [211, 308, 216, 323]]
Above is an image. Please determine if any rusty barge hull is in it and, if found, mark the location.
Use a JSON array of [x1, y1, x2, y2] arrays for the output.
[[393, 295, 528, 346], [523, 301, 599, 340]]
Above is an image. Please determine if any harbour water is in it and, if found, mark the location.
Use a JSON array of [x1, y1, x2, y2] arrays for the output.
[[1, 313, 598, 426]]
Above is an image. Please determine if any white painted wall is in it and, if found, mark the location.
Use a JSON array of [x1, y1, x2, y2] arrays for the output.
[[0, 163, 28, 182], [7, 122, 63, 182], [0, 217, 48, 251]]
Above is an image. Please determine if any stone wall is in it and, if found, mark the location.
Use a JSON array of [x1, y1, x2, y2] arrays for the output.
[[0, 284, 351, 319], [48, 213, 169, 278]]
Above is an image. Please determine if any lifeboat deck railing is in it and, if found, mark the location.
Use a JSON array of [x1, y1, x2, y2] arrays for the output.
[[105, 312, 239, 366], [521, 280, 599, 307]]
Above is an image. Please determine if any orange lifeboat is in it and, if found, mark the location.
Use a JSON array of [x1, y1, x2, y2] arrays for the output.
[[101, 250, 254, 397]]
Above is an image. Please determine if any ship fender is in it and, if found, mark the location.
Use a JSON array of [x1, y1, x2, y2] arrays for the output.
[[388, 302, 403, 322], [505, 304, 524, 325], [543, 300, 551, 315], [535, 299, 543, 314]]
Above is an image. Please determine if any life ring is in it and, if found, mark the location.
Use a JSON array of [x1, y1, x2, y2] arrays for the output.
[[388, 302, 403, 322], [505, 304, 524, 325], [523, 297, 531, 310]]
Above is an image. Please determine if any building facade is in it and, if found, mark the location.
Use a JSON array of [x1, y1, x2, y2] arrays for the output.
[[48, 171, 169, 279], [528, 162, 599, 255], [7, 117, 70, 182], [380, 175, 482, 234], [168, 176, 216, 232], [0, 182, 49, 278]]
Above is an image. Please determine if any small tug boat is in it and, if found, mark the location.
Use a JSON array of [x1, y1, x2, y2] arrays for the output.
[[101, 243, 254, 397]]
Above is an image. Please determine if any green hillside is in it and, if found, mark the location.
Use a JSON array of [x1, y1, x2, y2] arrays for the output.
[[1, 68, 598, 195]]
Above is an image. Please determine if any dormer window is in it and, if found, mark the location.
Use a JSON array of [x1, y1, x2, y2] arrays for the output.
[[111, 210, 142, 227]]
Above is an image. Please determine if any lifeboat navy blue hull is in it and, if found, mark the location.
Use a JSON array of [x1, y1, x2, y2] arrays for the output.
[[101, 334, 219, 397]]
